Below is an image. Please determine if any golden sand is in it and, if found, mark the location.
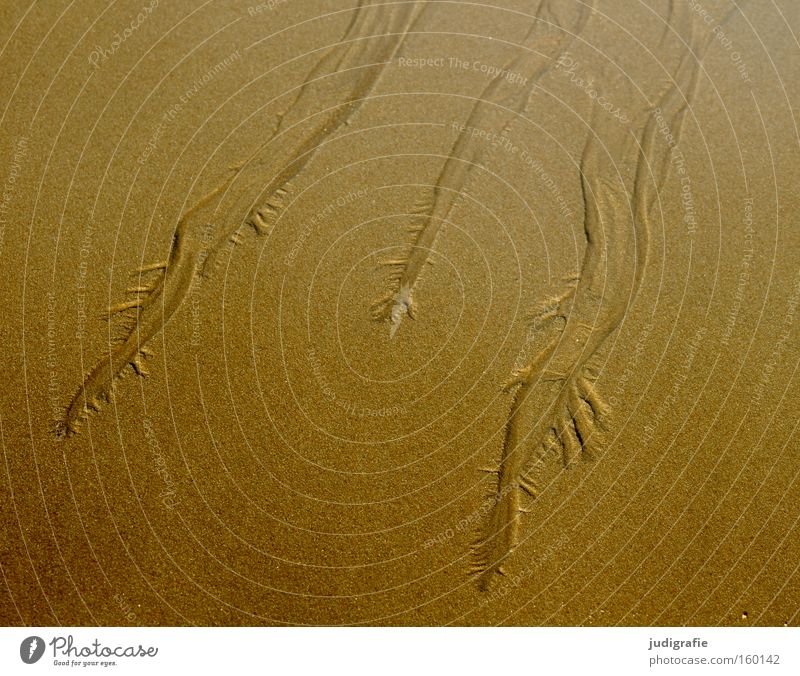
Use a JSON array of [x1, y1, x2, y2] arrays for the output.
[[1, 0, 799, 625]]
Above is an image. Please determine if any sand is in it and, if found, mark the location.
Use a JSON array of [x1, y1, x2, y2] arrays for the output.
[[1, 0, 799, 626]]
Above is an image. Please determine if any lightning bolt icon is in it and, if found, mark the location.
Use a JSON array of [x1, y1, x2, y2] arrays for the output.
[[28, 638, 37, 659]]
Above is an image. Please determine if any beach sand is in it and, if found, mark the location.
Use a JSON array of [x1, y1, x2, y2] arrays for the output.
[[1, 0, 799, 625]]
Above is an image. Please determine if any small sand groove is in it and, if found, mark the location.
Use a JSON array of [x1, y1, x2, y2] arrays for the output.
[[473, 122, 635, 589], [473, 0, 743, 589], [58, 1, 424, 436], [372, 0, 595, 337]]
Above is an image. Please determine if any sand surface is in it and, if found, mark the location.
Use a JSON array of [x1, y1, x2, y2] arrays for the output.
[[1, 0, 799, 625]]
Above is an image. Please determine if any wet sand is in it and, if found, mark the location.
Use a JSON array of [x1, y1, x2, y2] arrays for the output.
[[1, 0, 799, 625]]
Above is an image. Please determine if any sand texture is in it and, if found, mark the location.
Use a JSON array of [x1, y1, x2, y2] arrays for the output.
[[1, 0, 799, 625]]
